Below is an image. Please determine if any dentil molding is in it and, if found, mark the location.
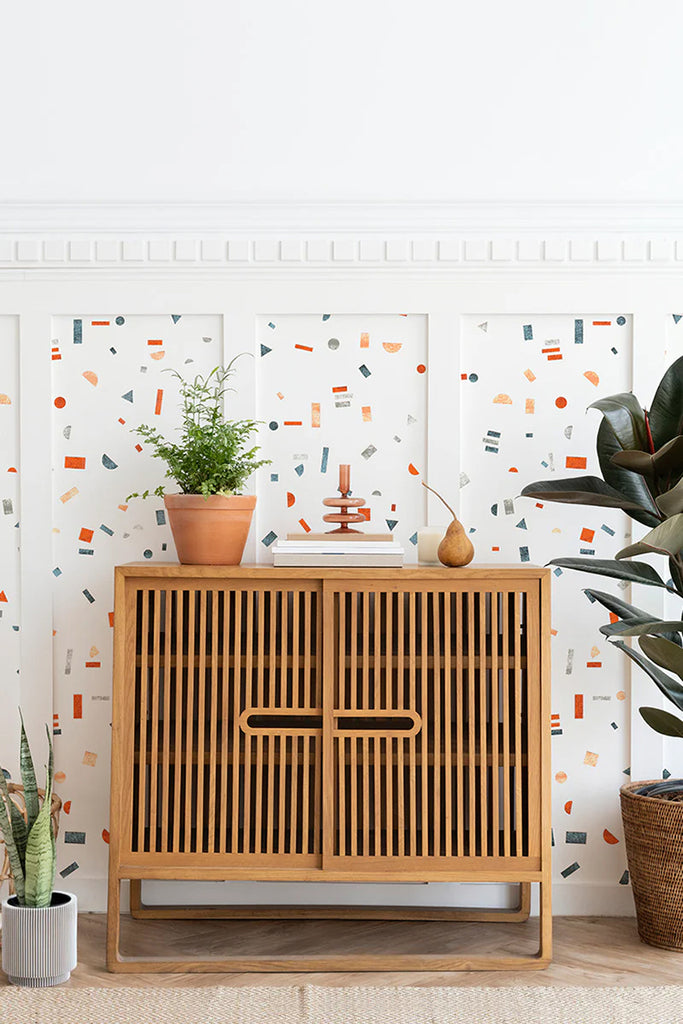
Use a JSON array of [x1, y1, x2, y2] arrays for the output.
[[2, 202, 683, 268]]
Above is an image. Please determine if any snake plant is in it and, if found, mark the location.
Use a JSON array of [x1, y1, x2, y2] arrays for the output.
[[521, 355, 683, 740], [0, 714, 56, 907]]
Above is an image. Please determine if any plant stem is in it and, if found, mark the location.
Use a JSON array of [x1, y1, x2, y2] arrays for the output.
[[421, 481, 456, 520]]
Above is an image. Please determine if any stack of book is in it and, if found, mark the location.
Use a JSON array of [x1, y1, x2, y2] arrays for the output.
[[271, 533, 404, 567]]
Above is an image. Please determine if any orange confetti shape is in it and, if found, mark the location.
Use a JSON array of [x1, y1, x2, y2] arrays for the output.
[[64, 456, 86, 470], [566, 456, 587, 469], [108, 612, 115, 627], [382, 342, 402, 353], [0, 591, 7, 603], [525, 398, 535, 414], [359, 508, 371, 521], [147, 339, 163, 346], [360, 332, 369, 348], [277, 392, 285, 400], [584, 370, 600, 386], [73, 694, 83, 719], [54, 771, 66, 785], [555, 396, 567, 409], [509, 467, 519, 473], [154, 389, 163, 415], [593, 321, 611, 326], [603, 829, 619, 845], [298, 518, 311, 533], [311, 402, 320, 427], [79, 527, 94, 543], [616, 690, 626, 701], [564, 800, 573, 814], [609, 612, 619, 624], [362, 405, 372, 422], [150, 351, 165, 360], [295, 344, 313, 352], [584, 751, 599, 767], [286, 492, 296, 508], [332, 386, 348, 394], [54, 396, 66, 409], [60, 487, 79, 503], [416, 364, 426, 374], [82, 371, 98, 387], [63, 800, 71, 814], [580, 527, 595, 543], [85, 662, 101, 668], [493, 394, 512, 405], [555, 771, 567, 784], [283, 420, 302, 426], [102, 829, 110, 844], [82, 750, 97, 767], [408, 463, 420, 475], [491, 546, 500, 552], [575, 694, 584, 719], [587, 661, 602, 668], [523, 369, 536, 382], [0, 394, 11, 405], [7, 467, 17, 473]]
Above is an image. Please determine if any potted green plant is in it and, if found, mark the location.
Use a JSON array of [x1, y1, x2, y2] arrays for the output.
[[0, 715, 77, 986], [129, 358, 270, 565], [521, 354, 683, 950]]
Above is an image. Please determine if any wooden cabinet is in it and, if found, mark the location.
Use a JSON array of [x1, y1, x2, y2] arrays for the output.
[[108, 564, 551, 971]]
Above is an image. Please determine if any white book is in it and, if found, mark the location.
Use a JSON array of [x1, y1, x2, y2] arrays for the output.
[[272, 550, 405, 567]]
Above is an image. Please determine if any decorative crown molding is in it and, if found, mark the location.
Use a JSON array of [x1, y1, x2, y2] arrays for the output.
[[1, 202, 683, 268]]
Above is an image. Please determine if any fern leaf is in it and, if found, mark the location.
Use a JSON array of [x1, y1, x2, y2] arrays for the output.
[[19, 710, 39, 832]]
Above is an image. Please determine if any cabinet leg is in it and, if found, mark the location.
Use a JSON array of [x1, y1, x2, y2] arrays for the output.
[[106, 875, 122, 971], [129, 879, 144, 919], [536, 878, 552, 965]]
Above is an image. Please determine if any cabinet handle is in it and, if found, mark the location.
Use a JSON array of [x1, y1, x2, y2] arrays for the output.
[[333, 709, 422, 737], [239, 708, 322, 734]]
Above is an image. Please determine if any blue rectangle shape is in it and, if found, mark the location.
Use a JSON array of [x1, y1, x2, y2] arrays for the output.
[[574, 319, 584, 344], [82, 589, 95, 603], [321, 446, 329, 473], [99, 524, 114, 536], [566, 831, 587, 844], [60, 861, 79, 878], [487, 429, 501, 438], [601, 524, 615, 536], [270, 473, 279, 482], [485, 446, 499, 453], [73, 319, 82, 344], [519, 546, 530, 562], [579, 548, 595, 555], [523, 324, 533, 340], [561, 861, 580, 878], [358, 363, 371, 378], [155, 509, 166, 526], [261, 530, 277, 547], [64, 831, 86, 845], [78, 548, 94, 556]]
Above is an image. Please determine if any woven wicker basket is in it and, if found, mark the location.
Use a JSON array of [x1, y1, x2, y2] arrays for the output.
[[0, 783, 62, 897], [620, 780, 683, 950]]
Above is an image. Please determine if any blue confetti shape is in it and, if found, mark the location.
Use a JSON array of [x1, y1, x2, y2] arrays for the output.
[[83, 589, 95, 603], [322, 314, 331, 321], [155, 510, 166, 526], [121, 390, 134, 403], [663, 768, 672, 779], [611, 721, 618, 730], [115, 316, 125, 325], [270, 473, 279, 482], [64, 831, 86, 845], [109, 347, 117, 355], [260, 344, 272, 356], [268, 321, 276, 329], [53, 567, 62, 577], [519, 546, 530, 563], [469, 373, 479, 382], [551, 828, 555, 847], [73, 319, 82, 344], [171, 314, 181, 323], [574, 319, 584, 344], [143, 549, 153, 559], [262, 530, 277, 547], [99, 524, 114, 536], [579, 547, 595, 555], [491, 504, 498, 516], [269, 421, 278, 431], [674, 315, 682, 324], [78, 548, 94, 556], [409, 532, 417, 546], [485, 446, 499, 454], [561, 861, 580, 878], [523, 324, 533, 341], [161, 542, 167, 551], [320, 447, 329, 473], [102, 454, 118, 470], [616, 315, 626, 326], [515, 518, 527, 530], [386, 519, 398, 531], [553, 567, 563, 576], [566, 831, 587, 844], [601, 524, 615, 536], [619, 870, 630, 885], [294, 464, 304, 477], [60, 861, 79, 878], [358, 363, 371, 377]]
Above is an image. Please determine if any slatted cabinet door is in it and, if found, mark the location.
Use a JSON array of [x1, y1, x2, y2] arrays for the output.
[[322, 581, 543, 873], [123, 579, 324, 869]]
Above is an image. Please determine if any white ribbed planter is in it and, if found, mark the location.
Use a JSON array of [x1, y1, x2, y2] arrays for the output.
[[1, 892, 77, 986]]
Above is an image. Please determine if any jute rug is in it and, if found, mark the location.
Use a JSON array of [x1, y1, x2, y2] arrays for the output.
[[0, 985, 680, 1024]]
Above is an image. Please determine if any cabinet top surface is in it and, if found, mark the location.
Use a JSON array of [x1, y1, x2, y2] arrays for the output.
[[115, 562, 550, 580]]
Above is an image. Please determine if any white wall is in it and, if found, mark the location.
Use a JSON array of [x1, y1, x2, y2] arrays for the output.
[[3, 0, 683, 204]]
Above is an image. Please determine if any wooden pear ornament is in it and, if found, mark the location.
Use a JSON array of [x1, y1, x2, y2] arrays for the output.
[[422, 482, 474, 567]]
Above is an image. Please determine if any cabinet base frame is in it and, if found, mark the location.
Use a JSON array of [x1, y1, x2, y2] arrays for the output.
[[107, 878, 550, 972]]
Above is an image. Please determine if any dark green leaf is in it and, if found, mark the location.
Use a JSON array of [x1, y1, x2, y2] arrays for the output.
[[584, 588, 657, 621], [652, 435, 683, 477], [611, 640, 683, 712], [648, 355, 683, 450], [19, 711, 39, 833], [639, 706, 683, 737], [657, 478, 683, 517], [610, 450, 655, 475], [596, 419, 661, 528], [521, 476, 648, 511], [589, 392, 649, 452], [639, 635, 683, 686], [615, 514, 683, 560], [549, 558, 672, 590], [602, 618, 683, 647], [669, 555, 683, 598]]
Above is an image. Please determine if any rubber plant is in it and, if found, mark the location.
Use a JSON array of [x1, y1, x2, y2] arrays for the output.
[[0, 714, 56, 907], [521, 354, 683, 741]]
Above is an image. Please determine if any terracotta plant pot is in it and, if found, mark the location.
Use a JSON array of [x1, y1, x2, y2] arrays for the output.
[[164, 494, 256, 565], [620, 780, 683, 950]]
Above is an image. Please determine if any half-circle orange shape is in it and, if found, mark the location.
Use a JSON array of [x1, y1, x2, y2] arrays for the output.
[[382, 342, 402, 353], [408, 463, 420, 476], [603, 828, 619, 845], [287, 492, 296, 507]]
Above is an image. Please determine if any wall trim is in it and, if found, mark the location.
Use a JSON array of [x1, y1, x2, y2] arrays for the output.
[[2, 202, 683, 268]]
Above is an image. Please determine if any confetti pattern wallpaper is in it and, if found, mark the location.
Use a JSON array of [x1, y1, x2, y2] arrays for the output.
[[50, 315, 223, 889], [256, 314, 428, 554], [0, 317, 20, 780], [460, 314, 635, 892]]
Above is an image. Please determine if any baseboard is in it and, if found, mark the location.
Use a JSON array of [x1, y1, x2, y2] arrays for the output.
[[69, 876, 635, 917]]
